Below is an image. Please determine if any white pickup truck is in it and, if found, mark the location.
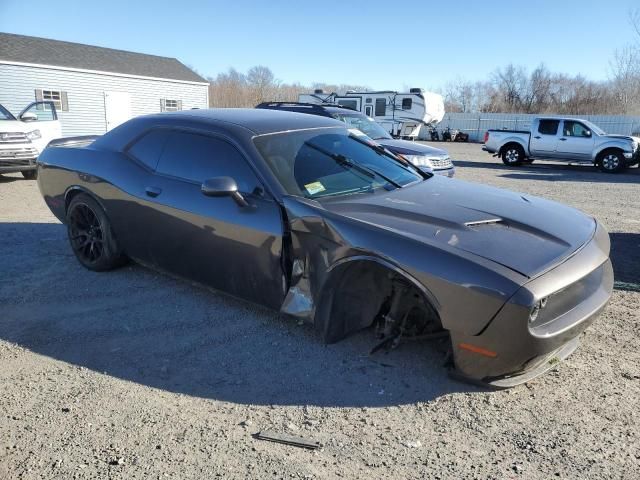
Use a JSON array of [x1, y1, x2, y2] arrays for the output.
[[483, 117, 640, 173], [0, 101, 62, 179]]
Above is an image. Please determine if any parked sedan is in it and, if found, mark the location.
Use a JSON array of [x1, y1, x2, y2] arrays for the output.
[[37, 109, 613, 387], [256, 102, 455, 177]]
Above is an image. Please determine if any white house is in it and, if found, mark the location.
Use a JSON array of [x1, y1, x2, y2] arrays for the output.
[[0, 32, 209, 137]]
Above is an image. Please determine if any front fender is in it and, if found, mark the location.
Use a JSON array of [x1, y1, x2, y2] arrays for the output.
[[592, 140, 634, 162], [280, 195, 523, 341]]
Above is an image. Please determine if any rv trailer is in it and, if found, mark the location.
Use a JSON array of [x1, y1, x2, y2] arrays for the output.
[[298, 88, 445, 139]]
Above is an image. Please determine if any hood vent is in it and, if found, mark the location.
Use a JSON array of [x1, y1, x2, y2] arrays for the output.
[[465, 218, 503, 227]]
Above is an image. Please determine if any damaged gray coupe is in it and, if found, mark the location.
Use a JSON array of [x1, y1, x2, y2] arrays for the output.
[[37, 109, 614, 387]]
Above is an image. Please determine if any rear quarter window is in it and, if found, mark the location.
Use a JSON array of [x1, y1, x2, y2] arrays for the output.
[[538, 120, 560, 135], [127, 129, 169, 170]]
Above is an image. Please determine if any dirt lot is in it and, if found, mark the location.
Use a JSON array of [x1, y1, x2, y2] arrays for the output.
[[1, 143, 639, 479]]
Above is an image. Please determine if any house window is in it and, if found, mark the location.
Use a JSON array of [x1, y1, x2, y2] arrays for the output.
[[401, 98, 412, 110], [35, 89, 69, 111], [375, 98, 386, 116], [161, 99, 182, 112]]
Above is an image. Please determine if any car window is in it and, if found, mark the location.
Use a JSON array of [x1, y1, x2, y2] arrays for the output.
[[563, 121, 591, 138], [0, 104, 16, 121], [254, 127, 422, 199], [155, 131, 260, 192], [401, 98, 412, 110], [538, 119, 559, 135], [375, 98, 386, 116], [127, 129, 169, 170], [332, 113, 392, 140]]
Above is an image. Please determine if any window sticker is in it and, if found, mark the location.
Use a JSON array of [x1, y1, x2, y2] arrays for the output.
[[304, 181, 326, 195]]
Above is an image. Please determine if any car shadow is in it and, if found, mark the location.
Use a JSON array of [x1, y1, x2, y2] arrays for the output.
[[0, 222, 476, 407], [452, 160, 640, 183], [610, 232, 640, 288], [0, 173, 22, 183]]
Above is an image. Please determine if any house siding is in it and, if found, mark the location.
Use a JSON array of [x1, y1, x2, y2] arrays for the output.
[[0, 63, 208, 137]]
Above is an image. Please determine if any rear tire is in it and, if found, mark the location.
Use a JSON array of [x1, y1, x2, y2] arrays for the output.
[[66, 193, 127, 271], [22, 170, 37, 180], [501, 144, 525, 166], [597, 150, 625, 173]]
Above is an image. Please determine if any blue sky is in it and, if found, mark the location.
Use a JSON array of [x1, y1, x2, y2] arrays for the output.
[[1, 0, 638, 90]]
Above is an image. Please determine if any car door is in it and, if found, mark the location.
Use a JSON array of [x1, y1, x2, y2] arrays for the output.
[[139, 129, 286, 309], [529, 119, 560, 157], [19, 101, 62, 149], [556, 120, 595, 160]]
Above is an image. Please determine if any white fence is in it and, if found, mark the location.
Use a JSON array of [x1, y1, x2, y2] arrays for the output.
[[420, 113, 640, 143]]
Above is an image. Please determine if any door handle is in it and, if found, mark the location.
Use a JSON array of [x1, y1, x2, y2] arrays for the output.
[[533, 136, 541, 139], [559, 138, 567, 141], [145, 186, 162, 197]]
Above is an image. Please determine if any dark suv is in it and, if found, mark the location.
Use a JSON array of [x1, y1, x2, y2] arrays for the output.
[[256, 102, 455, 177]]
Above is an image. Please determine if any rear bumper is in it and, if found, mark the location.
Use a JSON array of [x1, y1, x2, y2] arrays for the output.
[[449, 222, 613, 387]]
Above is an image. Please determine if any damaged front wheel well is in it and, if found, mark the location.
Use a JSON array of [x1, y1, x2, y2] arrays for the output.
[[314, 258, 442, 344]]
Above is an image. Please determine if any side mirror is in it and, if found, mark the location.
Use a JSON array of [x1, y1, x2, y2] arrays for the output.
[[584, 130, 591, 137], [20, 112, 38, 122], [201, 176, 248, 207]]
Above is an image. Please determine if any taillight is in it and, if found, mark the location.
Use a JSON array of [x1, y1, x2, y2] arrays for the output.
[[484, 132, 489, 143]]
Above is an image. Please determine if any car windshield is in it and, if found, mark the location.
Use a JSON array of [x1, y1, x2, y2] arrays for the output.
[[582, 120, 606, 136], [332, 113, 392, 140], [0, 104, 16, 121], [254, 127, 423, 199]]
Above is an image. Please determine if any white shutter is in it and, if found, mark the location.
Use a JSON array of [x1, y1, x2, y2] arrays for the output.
[[61, 91, 69, 111], [160, 98, 166, 112], [177, 100, 183, 111]]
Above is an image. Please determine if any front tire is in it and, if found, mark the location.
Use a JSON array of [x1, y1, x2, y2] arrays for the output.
[[597, 150, 625, 173], [66, 194, 126, 271], [22, 170, 37, 180], [501, 145, 525, 166]]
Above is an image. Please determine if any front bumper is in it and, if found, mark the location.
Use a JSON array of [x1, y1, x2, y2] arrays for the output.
[[0, 146, 39, 173], [625, 147, 640, 166], [419, 166, 456, 178], [434, 166, 455, 178], [449, 222, 613, 387]]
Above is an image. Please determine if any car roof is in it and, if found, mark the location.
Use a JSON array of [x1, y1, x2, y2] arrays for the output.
[[256, 102, 365, 119], [160, 108, 344, 135]]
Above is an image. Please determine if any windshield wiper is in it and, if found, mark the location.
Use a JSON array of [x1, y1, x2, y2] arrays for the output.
[[304, 141, 402, 188]]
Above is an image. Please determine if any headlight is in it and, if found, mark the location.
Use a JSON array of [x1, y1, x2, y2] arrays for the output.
[[26, 129, 42, 140], [529, 297, 548, 323], [403, 155, 433, 168]]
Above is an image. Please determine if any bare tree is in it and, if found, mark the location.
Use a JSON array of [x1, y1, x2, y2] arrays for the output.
[[246, 66, 279, 105]]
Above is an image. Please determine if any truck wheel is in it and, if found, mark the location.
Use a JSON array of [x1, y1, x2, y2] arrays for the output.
[[501, 145, 525, 166], [597, 150, 625, 173], [22, 170, 37, 180], [66, 194, 127, 271]]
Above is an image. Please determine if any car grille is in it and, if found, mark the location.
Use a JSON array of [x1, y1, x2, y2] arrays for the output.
[[0, 132, 30, 144], [429, 156, 453, 169], [0, 147, 39, 166]]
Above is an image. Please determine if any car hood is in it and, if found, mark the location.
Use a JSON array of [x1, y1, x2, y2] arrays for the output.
[[0, 120, 29, 133], [377, 139, 448, 157], [321, 177, 596, 278], [602, 134, 640, 143]]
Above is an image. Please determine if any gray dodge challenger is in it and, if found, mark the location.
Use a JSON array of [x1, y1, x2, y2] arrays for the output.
[[37, 109, 614, 387]]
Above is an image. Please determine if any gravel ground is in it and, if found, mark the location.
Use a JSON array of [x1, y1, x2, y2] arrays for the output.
[[1, 143, 639, 479]]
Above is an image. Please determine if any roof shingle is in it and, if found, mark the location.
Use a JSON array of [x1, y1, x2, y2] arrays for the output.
[[0, 32, 207, 83]]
